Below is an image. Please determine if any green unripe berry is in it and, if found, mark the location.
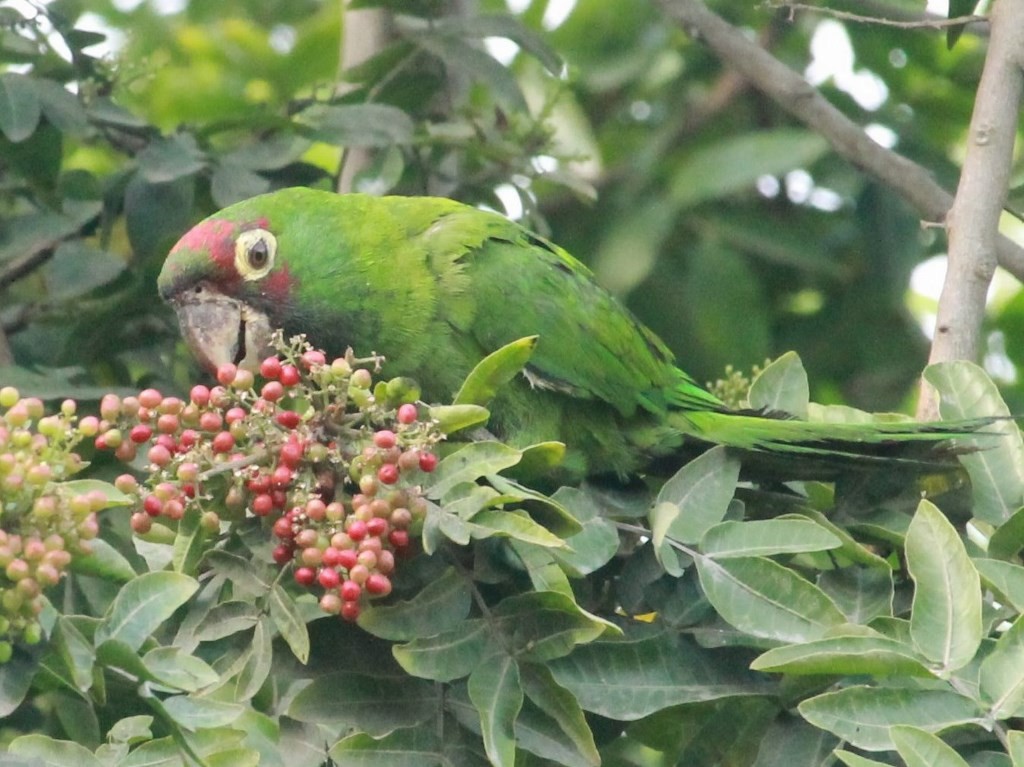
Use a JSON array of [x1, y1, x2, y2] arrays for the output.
[[22, 622, 42, 645], [350, 369, 372, 389], [0, 641, 12, 664], [0, 387, 19, 409]]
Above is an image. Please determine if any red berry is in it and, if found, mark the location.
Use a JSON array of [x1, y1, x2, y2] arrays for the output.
[[260, 357, 283, 380], [147, 444, 172, 467], [272, 516, 294, 539], [294, 567, 316, 586], [129, 424, 153, 444], [301, 350, 326, 369], [276, 410, 301, 429], [318, 567, 340, 589], [142, 495, 163, 517], [340, 601, 361, 621], [322, 547, 343, 567], [189, 385, 210, 407], [156, 413, 179, 434], [179, 429, 199, 449], [347, 519, 368, 541], [366, 573, 392, 596], [377, 464, 399, 485], [225, 407, 246, 424], [279, 365, 301, 387], [199, 411, 223, 432], [271, 465, 293, 489], [373, 430, 397, 449], [418, 452, 438, 472], [279, 441, 304, 468], [272, 490, 288, 509], [247, 473, 270, 494], [367, 517, 388, 537], [138, 388, 162, 409], [216, 364, 237, 386], [340, 580, 361, 601], [261, 381, 285, 402], [388, 529, 410, 549], [272, 544, 293, 565], [252, 494, 274, 517], [397, 404, 418, 424], [305, 498, 326, 521], [337, 549, 358, 570], [211, 431, 235, 453]]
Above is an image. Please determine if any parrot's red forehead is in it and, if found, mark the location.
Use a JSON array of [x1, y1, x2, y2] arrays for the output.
[[171, 217, 271, 277]]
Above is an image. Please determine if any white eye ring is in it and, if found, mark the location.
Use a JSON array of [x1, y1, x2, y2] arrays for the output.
[[234, 229, 276, 280]]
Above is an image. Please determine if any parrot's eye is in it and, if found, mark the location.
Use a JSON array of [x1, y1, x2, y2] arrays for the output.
[[234, 229, 277, 280]]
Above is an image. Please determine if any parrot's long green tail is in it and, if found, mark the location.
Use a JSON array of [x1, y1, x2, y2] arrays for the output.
[[671, 410, 998, 469]]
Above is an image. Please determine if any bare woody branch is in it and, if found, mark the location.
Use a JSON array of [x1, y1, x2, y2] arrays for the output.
[[767, 1, 987, 31], [927, 0, 1024, 367], [652, 0, 1024, 285]]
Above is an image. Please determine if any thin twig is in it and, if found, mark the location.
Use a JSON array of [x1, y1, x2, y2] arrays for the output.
[[767, 1, 987, 30], [653, 0, 1024, 285]]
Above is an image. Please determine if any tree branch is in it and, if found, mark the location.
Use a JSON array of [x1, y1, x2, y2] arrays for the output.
[[767, 1, 987, 31], [652, 0, 1024, 285], [921, 0, 1024, 413]]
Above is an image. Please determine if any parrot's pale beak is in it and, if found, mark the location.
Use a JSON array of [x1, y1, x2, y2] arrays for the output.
[[169, 283, 272, 373]]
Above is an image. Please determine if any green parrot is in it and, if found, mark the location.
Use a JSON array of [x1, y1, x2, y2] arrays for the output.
[[157, 187, 988, 479]]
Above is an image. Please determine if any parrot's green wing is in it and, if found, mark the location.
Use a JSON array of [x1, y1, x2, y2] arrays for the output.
[[416, 206, 726, 419]]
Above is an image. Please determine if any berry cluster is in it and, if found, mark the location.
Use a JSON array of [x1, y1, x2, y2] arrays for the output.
[[100, 335, 442, 621], [0, 387, 103, 661]]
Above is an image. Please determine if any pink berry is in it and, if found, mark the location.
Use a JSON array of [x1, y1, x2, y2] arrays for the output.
[[377, 464, 399, 485], [397, 404, 418, 424], [129, 424, 153, 444], [211, 431, 235, 453], [276, 411, 301, 429], [261, 381, 285, 402], [260, 357, 283, 379], [294, 567, 316, 586], [318, 567, 340, 589], [138, 388, 162, 409], [279, 365, 301, 387], [366, 573, 392, 596], [189, 385, 210, 407], [216, 364, 237, 386], [373, 430, 397, 449]]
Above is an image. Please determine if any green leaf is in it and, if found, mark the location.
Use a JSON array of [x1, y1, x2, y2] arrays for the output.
[[834, 750, 896, 767], [426, 404, 490, 434], [288, 672, 437, 735], [235, 617, 273, 701], [751, 634, 931, 676], [974, 558, 1024, 612], [328, 727, 443, 767], [890, 725, 970, 767], [172, 508, 208, 575], [34, 79, 88, 135], [392, 619, 490, 681], [489, 591, 608, 662], [94, 572, 199, 651], [549, 487, 620, 577], [988, 506, 1024, 559], [0, 72, 40, 141], [468, 654, 523, 767], [651, 446, 740, 573], [670, 129, 829, 209], [923, 361, 1024, 526], [193, 600, 261, 641], [137, 133, 207, 183], [519, 663, 599, 767], [469, 509, 567, 547], [791, 507, 891, 570], [298, 103, 415, 147], [548, 632, 769, 720], [0, 650, 39, 717], [68, 538, 136, 584], [1009, 730, 1024, 766], [415, 33, 527, 111], [43, 241, 125, 301], [454, 336, 537, 406], [268, 584, 310, 664], [52, 617, 95, 691], [8, 734, 102, 767], [108, 715, 154, 744], [797, 686, 982, 751], [433, 13, 563, 74], [142, 646, 219, 692], [359, 566, 471, 641], [748, 351, 809, 417], [906, 499, 982, 674], [696, 556, 845, 643], [60, 479, 133, 507], [979, 612, 1024, 719], [161, 695, 244, 730], [427, 441, 522, 498], [701, 518, 841, 559], [210, 161, 270, 207]]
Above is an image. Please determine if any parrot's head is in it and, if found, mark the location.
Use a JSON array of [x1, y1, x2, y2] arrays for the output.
[[158, 198, 297, 373]]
